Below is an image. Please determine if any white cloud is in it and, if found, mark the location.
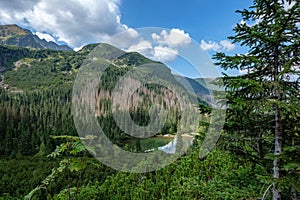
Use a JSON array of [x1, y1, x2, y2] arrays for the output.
[[239, 20, 246, 25], [280, 0, 297, 11], [200, 40, 235, 52], [0, 0, 127, 48], [220, 40, 235, 51], [73, 45, 85, 52], [127, 40, 154, 57], [152, 28, 191, 48], [35, 32, 55, 42], [0, 0, 40, 12], [239, 18, 261, 27], [137, 28, 191, 62], [126, 40, 178, 63], [0, 1, 192, 63], [153, 46, 178, 63], [105, 28, 139, 49], [239, 69, 248, 74], [125, 40, 178, 62], [117, 28, 192, 63], [200, 40, 221, 51]]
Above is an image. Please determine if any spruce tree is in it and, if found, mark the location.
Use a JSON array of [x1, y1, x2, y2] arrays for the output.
[[214, 0, 299, 199]]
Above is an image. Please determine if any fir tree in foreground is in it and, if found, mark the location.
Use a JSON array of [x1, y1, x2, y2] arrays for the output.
[[214, 0, 299, 199]]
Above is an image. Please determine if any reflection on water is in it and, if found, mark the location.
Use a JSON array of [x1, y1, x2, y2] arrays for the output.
[[123, 135, 194, 154], [158, 135, 194, 154]]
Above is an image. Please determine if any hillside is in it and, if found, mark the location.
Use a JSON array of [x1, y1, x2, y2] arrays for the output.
[[0, 24, 72, 51], [0, 24, 210, 95], [1, 0, 299, 198], [0, 40, 211, 138], [0, 41, 215, 199], [0, 42, 210, 95], [0, 40, 280, 200]]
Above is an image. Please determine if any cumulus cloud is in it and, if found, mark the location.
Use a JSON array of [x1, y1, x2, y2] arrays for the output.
[[220, 40, 235, 51], [127, 40, 154, 58], [73, 45, 85, 52], [105, 28, 139, 49], [200, 40, 221, 51], [132, 28, 190, 62], [280, 0, 297, 11], [239, 19, 262, 27], [0, 0, 127, 48], [152, 28, 191, 48], [126, 40, 178, 63], [239, 69, 248, 74], [118, 28, 192, 63], [200, 40, 235, 52], [0, 1, 193, 63], [153, 46, 178, 63], [0, 0, 40, 12], [35, 32, 56, 42]]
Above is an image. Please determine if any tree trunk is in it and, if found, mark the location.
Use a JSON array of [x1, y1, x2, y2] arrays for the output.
[[68, 171, 71, 200], [291, 186, 298, 200], [273, 103, 282, 200], [291, 126, 298, 200]]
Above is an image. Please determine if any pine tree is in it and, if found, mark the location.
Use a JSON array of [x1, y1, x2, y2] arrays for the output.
[[214, 0, 299, 199]]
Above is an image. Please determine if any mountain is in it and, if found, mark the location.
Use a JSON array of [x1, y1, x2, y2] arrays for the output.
[[0, 25, 215, 96], [0, 40, 210, 100], [0, 41, 206, 153], [174, 75, 210, 96], [0, 24, 72, 51]]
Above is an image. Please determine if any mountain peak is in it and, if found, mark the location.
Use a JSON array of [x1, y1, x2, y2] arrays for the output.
[[0, 24, 31, 37], [0, 24, 72, 51]]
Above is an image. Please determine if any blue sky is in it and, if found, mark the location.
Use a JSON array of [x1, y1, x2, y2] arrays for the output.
[[121, 0, 252, 42], [120, 0, 253, 77], [0, 0, 254, 77]]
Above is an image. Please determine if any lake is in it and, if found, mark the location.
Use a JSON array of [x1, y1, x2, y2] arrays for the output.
[[122, 134, 194, 154]]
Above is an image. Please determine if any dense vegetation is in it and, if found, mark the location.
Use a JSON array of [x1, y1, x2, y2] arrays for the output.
[[0, 0, 299, 199], [214, 0, 300, 199]]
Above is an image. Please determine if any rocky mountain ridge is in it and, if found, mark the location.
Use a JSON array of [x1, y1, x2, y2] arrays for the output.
[[0, 24, 72, 51]]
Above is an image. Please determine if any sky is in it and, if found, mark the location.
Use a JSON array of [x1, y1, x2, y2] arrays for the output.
[[0, 0, 262, 77]]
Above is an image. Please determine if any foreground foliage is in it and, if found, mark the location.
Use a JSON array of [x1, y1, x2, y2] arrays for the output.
[[24, 137, 269, 200], [214, 0, 300, 198]]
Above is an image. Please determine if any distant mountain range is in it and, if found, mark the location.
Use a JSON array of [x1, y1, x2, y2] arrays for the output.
[[0, 24, 214, 98], [0, 24, 72, 51]]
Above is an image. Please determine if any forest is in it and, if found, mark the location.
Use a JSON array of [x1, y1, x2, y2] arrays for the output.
[[0, 0, 299, 199]]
